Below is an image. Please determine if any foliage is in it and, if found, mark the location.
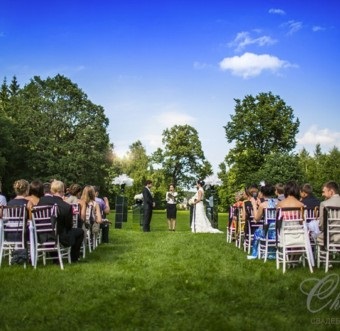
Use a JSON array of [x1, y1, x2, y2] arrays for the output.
[[153, 124, 213, 190], [298, 145, 340, 199], [255, 152, 304, 186], [224, 92, 300, 185], [1, 75, 112, 193]]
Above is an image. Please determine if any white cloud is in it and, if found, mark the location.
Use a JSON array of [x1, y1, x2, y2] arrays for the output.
[[297, 126, 340, 149], [312, 25, 326, 32], [219, 52, 294, 78], [282, 20, 303, 35], [269, 8, 286, 15], [229, 31, 277, 52]]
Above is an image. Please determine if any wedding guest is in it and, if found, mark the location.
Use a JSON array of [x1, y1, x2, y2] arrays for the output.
[[275, 183, 285, 202], [26, 179, 44, 206], [300, 183, 320, 210], [26, 179, 44, 219], [317, 181, 340, 246], [166, 184, 177, 231], [65, 183, 83, 204], [247, 183, 277, 259], [276, 181, 305, 258], [142, 180, 155, 232], [80, 185, 103, 229], [276, 181, 304, 210], [38, 180, 84, 263], [7, 179, 32, 209], [42, 182, 53, 197]]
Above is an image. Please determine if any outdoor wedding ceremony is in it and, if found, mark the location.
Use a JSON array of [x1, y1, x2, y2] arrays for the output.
[[0, 1, 339, 330]]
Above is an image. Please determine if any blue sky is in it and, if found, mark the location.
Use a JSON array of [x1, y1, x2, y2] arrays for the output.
[[1, 0, 339, 173]]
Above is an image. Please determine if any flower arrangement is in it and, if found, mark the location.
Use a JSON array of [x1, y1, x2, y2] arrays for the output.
[[112, 174, 134, 187], [134, 193, 143, 201], [203, 175, 222, 189]]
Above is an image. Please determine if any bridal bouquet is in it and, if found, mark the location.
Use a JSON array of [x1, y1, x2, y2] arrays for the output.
[[188, 197, 195, 205], [112, 174, 134, 187]]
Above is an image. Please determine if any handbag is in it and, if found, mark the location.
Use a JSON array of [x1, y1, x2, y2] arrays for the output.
[[92, 222, 100, 234], [11, 249, 28, 265]]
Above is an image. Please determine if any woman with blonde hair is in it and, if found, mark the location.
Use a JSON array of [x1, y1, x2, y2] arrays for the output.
[[80, 185, 102, 230], [7, 179, 33, 210]]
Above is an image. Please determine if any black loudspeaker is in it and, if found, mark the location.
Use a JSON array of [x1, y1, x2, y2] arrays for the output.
[[115, 196, 128, 228]]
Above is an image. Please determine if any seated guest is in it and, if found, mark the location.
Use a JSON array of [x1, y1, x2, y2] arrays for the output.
[[65, 184, 83, 204], [26, 180, 44, 219], [38, 180, 84, 263], [26, 180, 44, 207], [7, 179, 33, 209], [247, 183, 277, 259], [276, 181, 306, 261], [317, 181, 340, 246], [300, 183, 320, 238], [300, 183, 320, 210], [275, 183, 285, 202]]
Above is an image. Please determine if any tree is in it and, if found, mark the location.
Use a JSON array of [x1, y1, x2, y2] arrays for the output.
[[255, 152, 304, 185], [224, 92, 300, 186], [4, 74, 112, 189], [120, 140, 152, 204], [9, 76, 20, 97], [153, 125, 212, 190]]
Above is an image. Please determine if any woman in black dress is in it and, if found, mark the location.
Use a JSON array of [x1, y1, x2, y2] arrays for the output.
[[166, 184, 177, 231]]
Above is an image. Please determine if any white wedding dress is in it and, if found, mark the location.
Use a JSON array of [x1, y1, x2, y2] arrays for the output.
[[191, 187, 223, 233]]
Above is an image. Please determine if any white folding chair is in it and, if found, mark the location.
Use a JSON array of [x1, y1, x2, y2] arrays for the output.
[[305, 207, 319, 261], [226, 206, 237, 243], [276, 207, 313, 273], [243, 205, 263, 254], [0, 205, 27, 268], [317, 206, 340, 272], [235, 207, 245, 249], [259, 208, 277, 262], [31, 204, 71, 270]]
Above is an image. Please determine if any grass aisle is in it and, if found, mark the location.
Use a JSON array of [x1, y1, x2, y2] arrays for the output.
[[0, 210, 336, 331]]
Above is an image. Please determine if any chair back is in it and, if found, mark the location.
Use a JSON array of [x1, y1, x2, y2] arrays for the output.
[[31, 205, 58, 245], [305, 207, 319, 222], [323, 206, 340, 249], [1, 205, 27, 245], [276, 207, 305, 246], [263, 208, 277, 236], [71, 203, 81, 228]]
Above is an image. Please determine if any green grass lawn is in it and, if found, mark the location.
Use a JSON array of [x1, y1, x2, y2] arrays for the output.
[[0, 210, 337, 331]]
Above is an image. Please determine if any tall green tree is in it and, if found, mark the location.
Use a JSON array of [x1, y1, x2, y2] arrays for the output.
[[4, 74, 112, 189], [119, 140, 152, 204], [153, 124, 212, 190], [224, 92, 300, 186]]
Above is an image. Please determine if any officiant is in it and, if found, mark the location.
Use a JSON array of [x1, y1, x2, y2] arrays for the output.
[[166, 184, 178, 231]]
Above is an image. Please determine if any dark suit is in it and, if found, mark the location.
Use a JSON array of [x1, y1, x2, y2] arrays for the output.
[[38, 195, 84, 262], [301, 194, 320, 210], [142, 186, 154, 232]]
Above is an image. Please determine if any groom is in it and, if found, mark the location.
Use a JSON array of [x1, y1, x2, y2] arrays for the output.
[[142, 180, 155, 232]]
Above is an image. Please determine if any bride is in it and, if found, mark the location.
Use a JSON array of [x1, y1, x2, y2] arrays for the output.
[[190, 179, 223, 233]]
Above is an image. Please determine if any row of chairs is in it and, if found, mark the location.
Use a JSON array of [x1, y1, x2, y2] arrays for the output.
[[226, 205, 340, 273], [0, 203, 103, 270]]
